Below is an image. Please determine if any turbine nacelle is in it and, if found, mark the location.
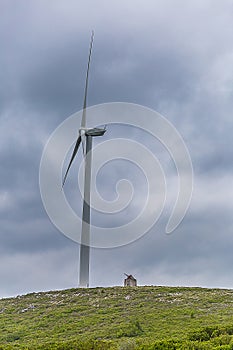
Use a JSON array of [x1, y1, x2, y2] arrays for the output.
[[82, 127, 106, 137]]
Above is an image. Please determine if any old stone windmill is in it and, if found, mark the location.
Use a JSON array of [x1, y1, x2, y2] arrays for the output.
[[124, 273, 137, 287]]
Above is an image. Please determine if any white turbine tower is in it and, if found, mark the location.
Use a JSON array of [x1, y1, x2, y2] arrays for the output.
[[62, 31, 106, 287]]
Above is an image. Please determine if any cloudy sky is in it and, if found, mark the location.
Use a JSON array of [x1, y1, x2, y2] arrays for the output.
[[1, 0, 233, 297]]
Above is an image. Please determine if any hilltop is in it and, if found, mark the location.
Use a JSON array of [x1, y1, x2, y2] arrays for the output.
[[1, 285, 233, 349]]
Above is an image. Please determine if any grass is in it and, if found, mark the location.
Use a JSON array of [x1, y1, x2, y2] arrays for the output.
[[1, 286, 233, 348]]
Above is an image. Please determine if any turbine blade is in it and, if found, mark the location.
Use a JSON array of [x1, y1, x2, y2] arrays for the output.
[[62, 136, 82, 187], [81, 134, 86, 155], [81, 31, 94, 128]]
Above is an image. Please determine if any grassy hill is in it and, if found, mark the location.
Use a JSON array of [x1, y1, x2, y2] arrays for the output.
[[1, 286, 233, 349]]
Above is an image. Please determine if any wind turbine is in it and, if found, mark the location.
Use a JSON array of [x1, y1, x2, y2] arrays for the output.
[[62, 31, 106, 287]]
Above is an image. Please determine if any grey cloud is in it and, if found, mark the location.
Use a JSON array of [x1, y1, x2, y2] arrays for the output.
[[0, 0, 233, 296]]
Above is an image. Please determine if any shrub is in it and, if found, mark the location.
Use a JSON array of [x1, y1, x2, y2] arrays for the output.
[[117, 320, 143, 338]]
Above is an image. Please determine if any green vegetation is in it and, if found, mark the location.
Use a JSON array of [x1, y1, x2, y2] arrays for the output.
[[1, 286, 233, 349]]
